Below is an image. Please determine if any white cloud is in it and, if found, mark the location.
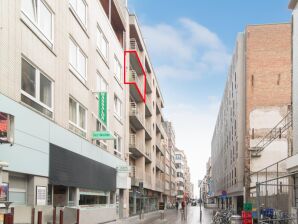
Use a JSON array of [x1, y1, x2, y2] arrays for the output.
[[142, 18, 231, 80]]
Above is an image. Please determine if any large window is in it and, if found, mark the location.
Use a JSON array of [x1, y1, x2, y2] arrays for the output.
[[114, 56, 121, 82], [69, 38, 87, 81], [21, 58, 53, 117], [114, 95, 122, 119], [69, 0, 87, 27], [114, 133, 122, 157], [97, 74, 108, 92], [79, 193, 107, 205], [69, 97, 87, 137], [21, 0, 53, 44], [96, 27, 108, 60]]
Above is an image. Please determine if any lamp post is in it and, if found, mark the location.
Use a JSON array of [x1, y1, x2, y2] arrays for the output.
[[198, 179, 203, 223]]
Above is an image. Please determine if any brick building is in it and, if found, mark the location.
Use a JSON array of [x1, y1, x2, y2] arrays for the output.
[[212, 23, 292, 213]]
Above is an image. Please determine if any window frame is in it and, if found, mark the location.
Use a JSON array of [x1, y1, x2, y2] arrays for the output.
[[96, 25, 109, 62], [96, 73, 108, 93], [113, 94, 122, 120], [114, 56, 122, 83], [21, 0, 54, 47], [69, 0, 88, 28], [95, 118, 108, 150], [21, 57, 54, 114], [69, 37, 87, 82], [113, 132, 122, 157], [69, 97, 87, 132]]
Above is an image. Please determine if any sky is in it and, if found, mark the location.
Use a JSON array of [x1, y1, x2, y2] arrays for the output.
[[128, 0, 291, 197]]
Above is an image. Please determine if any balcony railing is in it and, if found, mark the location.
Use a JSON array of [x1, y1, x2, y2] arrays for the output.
[[129, 134, 144, 154], [130, 101, 144, 120], [145, 146, 151, 159], [145, 120, 152, 137], [130, 38, 141, 57], [156, 159, 164, 171], [129, 69, 144, 94]]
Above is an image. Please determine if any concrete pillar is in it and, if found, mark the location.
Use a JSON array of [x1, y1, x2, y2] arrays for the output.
[[133, 190, 137, 215]]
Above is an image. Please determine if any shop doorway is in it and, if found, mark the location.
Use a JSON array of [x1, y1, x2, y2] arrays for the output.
[[53, 185, 67, 207]]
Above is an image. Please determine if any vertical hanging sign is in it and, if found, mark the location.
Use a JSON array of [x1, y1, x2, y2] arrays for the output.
[[98, 92, 107, 126]]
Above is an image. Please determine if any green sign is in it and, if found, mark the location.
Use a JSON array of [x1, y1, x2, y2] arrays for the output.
[[92, 131, 114, 140], [98, 92, 107, 125]]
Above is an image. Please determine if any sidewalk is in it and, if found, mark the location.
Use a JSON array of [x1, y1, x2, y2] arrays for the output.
[[111, 210, 164, 224]]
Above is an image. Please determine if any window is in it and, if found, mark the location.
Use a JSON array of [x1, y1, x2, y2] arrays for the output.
[[21, 0, 53, 43], [79, 194, 107, 205], [69, 0, 87, 27], [175, 154, 182, 160], [69, 38, 87, 81], [96, 27, 108, 60], [96, 120, 107, 150], [68, 187, 76, 206], [97, 74, 108, 92], [47, 184, 52, 205], [114, 95, 122, 119], [21, 58, 53, 117], [69, 97, 87, 136], [114, 133, 122, 157], [114, 56, 121, 82]]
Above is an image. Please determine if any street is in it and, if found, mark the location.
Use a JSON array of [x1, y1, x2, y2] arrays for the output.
[[116, 205, 214, 224]]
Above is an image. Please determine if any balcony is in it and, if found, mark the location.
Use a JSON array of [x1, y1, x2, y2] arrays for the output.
[[130, 166, 143, 186], [130, 39, 144, 71], [129, 134, 145, 159], [129, 69, 144, 103], [178, 186, 184, 191], [99, 0, 126, 48], [129, 101, 144, 130], [156, 100, 161, 115], [146, 75, 152, 94], [156, 138, 165, 155], [145, 120, 152, 140], [156, 159, 164, 172], [155, 179, 164, 192], [144, 145, 152, 163], [145, 98, 153, 117]]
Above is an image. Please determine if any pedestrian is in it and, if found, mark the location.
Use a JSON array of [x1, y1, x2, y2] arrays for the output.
[[181, 200, 186, 220], [176, 201, 179, 210]]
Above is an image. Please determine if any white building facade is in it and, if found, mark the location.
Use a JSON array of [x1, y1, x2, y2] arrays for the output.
[[0, 0, 131, 222]]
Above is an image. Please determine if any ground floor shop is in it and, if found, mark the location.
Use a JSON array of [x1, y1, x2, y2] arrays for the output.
[[128, 187, 162, 216], [213, 195, 243, 214], [0, 94, 130, 223]]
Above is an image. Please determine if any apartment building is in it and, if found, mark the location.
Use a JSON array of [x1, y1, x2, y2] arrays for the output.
[[184, 161, 192, 198], [211, 32, 246, 213], [212, 23, 292, 214], [287, 0, 298, 208], [175, 148, 192, 200], [127, 15, 168, 215], [202, 157, 213, 203], [163, 121, 177, 204], [0, 0, 132, 222]]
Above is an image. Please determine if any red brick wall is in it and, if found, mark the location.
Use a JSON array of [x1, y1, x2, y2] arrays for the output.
[[245, 23, 292, 128]]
